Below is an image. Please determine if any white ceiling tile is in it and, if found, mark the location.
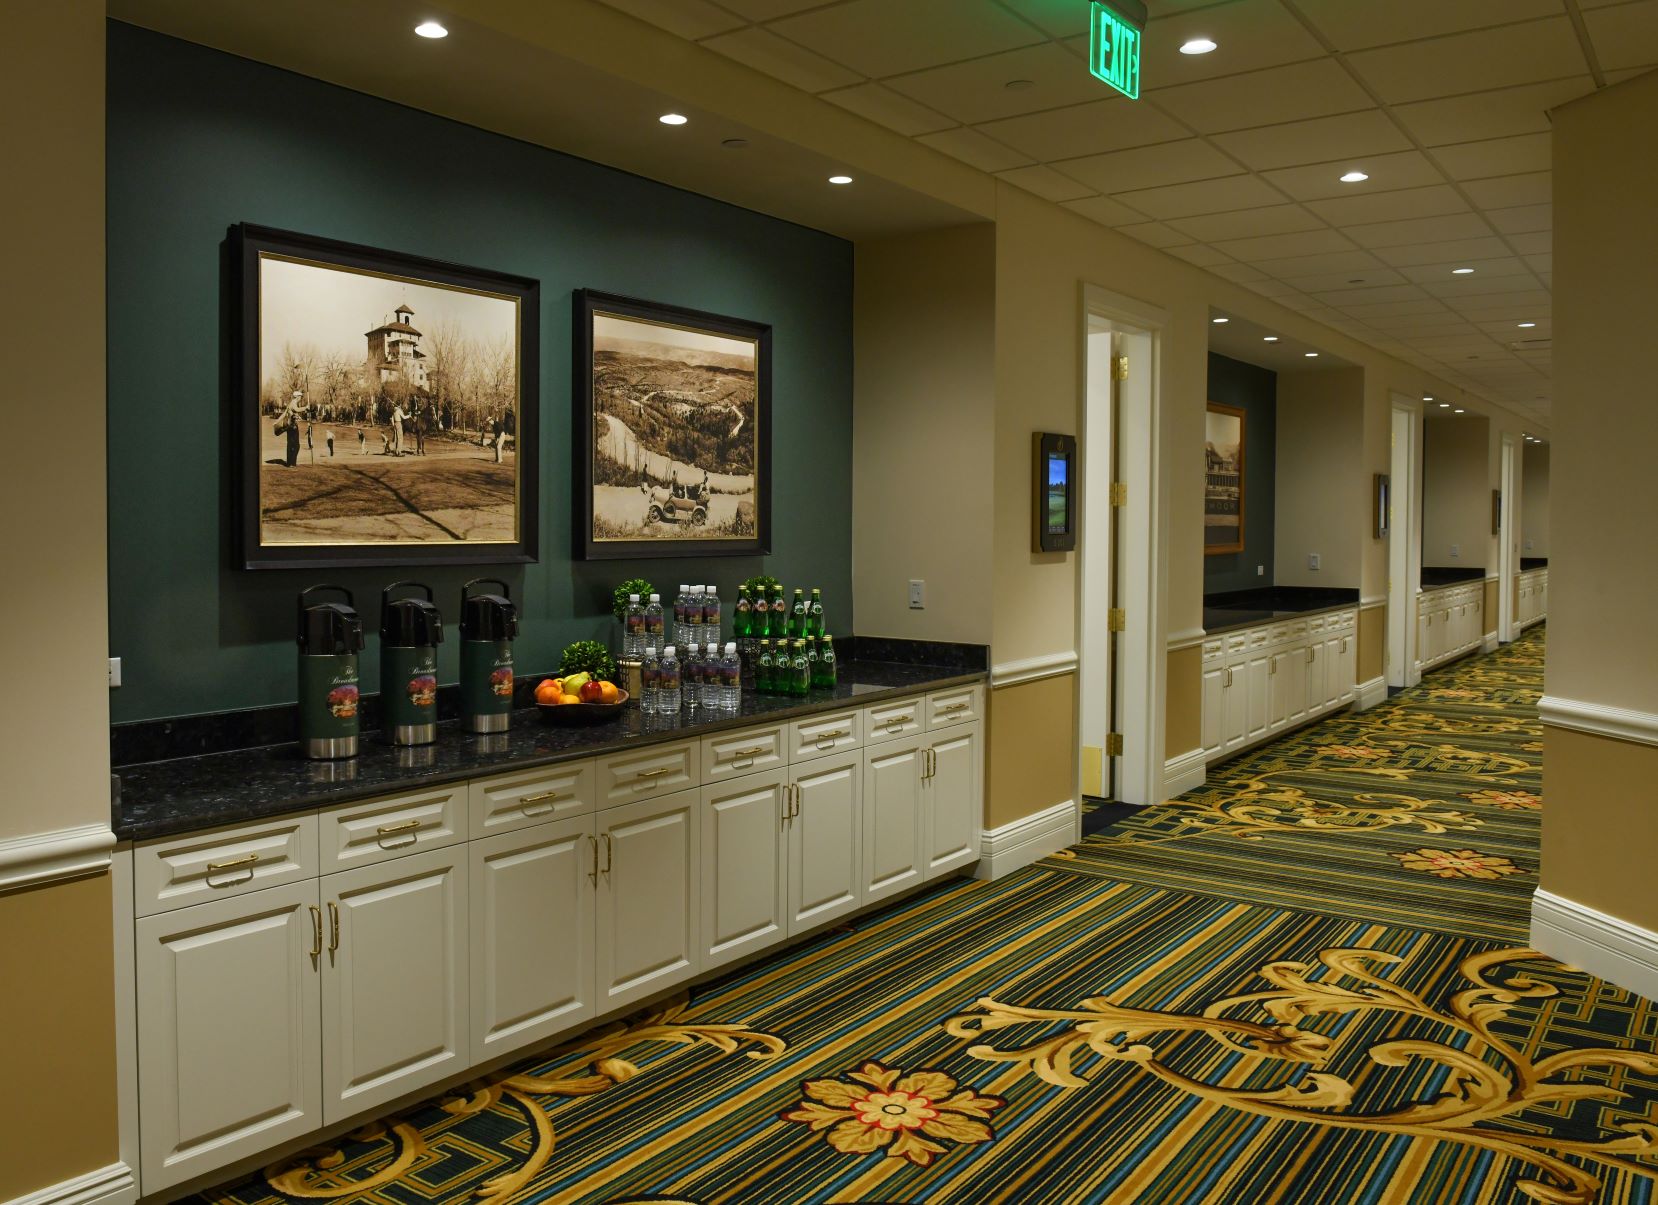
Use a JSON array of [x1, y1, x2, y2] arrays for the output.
[[599, 0, 746, 38], [973, 96, 1188, 161], [1524, 252, 1553, 273], [717, 0, 820, 15], [1424, 275, 1548, 299], [1451, 299, 1556, 321], [1485, 204, 1553, 234], [1277, 267, 1410, 292], [1293, 0, 1568, 52], [1303, 183, 1470, 226], [702, 27, 864, 91], [1584, 1, 1658, 71], [1166, 204, 1328, 243], [1462, 171, 1552, 209], [1210, 228, 1359, 262], [1345, 212, 1497, 248], [1398, 256, 1534, 284], [1054, 138, 1243, 193], [769, 0, 1041, 78], [993, 0, 1093, 38], [1210, 262, 1272, 284], [1112, 173, 1289, 219], [821, 83, 957, 135], [1151, 59, 1376, 134], [1137, 2, 1328, 88], [1502, 230, 1553, 255], [1116, 222, 1196, 249], [1604, 67, 1658, 84], [886, 43, 1110, 124], [1167, 243, 1235, 268], [1311, 283, 1432, 306], [1346, 18, 1589, 105], [1370, 236, 1516, 266], [1393, 77, 1593, 145], [1062, 194, 1151, 226], [1337, 298, 1454, 317], [1209, 110, 1408, 172], [915, 126, 1035, 172], [1247, 248, 1387, 277], [1244, 278, 1310, 297], [1261, 150, 1446, 201], [997, 163, 1098, 202], [1431, 132, 1553, 181]]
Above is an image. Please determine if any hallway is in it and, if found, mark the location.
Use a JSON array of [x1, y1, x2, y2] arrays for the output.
[[190, 628, 1658, 1205]]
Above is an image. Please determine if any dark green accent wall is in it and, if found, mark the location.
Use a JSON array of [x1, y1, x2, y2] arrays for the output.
[[1203, 352, 1277, 595], [106, 23, 853, 723]]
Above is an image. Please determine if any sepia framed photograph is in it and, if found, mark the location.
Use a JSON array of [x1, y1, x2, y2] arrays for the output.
[[1203, 402, 1245, 556], [574, 289, 771, 560], [235, 224, 539, 569]]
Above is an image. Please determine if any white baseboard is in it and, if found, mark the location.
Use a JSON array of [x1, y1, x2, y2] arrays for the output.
[[3, 1163, 136, 1205], [1531, 889, 1658, 1004], [1482, 632, 1498, 652], [1539, 695, 1658, 747], [1355, 675, 1387, 711], [973, 799, 1077, 881], [1162, 747, 1206, 798], [0, 823, 114, 893]]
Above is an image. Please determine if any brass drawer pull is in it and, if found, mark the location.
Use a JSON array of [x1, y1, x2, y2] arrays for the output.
[[812, 729, 848, 741], [521, 790, 567, 815], [634, 766, 674, 780], [327, 901, 340, 956], [602, 833, 613, 875], [206, 852, 260, 878], [936, 702, 970, 715], [588, 834, 599, 884], [730, 745, 769, 759], [377, 818, 421, 836], [883, 719, 910, 732]]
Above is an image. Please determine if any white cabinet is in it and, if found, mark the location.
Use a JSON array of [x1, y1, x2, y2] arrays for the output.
[[468, 816, 595, 1063], [1417, 583, 1486, 670], [924, 722, 982, 879], [699, 770, 789, 972], [1200, 654, 1225, 762], [861, 735, 927, 904], [135, 881, 323, 1192], [595, 789, 700, 1010], [787, 752, 863, 932], [321, 845, 468, 1124], [1334, 632, 1355, 705], [1243, 651, 1271, 744]]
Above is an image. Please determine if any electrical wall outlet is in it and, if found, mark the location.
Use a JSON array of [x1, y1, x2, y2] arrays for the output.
[[908, 579, 925, 610], [1256, 565, 1264, 576], [1525, 539, 1534, 552], [1450, 544, 1460, 558], [108, 657, 122, 688], [1307, 553, 1320, 571]]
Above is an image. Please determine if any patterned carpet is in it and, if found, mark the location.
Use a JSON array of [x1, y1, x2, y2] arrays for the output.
[[192, 626, 1658, 1205]]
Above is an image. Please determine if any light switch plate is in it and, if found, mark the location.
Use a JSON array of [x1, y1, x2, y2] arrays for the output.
[[1307, 553, 1320, 571], [908, 580, 925, 609], [1256, 565, 1264, 576], [108, 657, 122, 688], [1450, 544, 1460, 558]]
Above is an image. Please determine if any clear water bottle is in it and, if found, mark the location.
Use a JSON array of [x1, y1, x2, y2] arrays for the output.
[[700, 643, 720, 708], [624, 594, 644, 658], [683, 644, 703, 712], [721, 643, 741, 710], [674, 585, 691, 647], [641, 646, 660, 715], [692, 586, 708, 645], [644, 594, 665, 650], [659, 645, 682, 713], [703, 585, 721, 646]]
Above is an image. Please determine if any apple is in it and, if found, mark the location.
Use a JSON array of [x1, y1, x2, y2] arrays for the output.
[[580, 680, 605, 703]]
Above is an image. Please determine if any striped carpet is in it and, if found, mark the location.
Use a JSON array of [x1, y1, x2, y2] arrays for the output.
[[192, 626, 1658, 1205]]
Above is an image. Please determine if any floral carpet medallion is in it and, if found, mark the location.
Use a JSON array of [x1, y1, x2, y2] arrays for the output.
[[1465, 787, 1544, 811], [1391, 847, 1525, 880], [780, 1062, 1003, 1166]]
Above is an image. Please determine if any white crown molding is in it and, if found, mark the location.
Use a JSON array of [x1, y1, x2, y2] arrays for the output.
[[0, 824, 115, 894], [1359, 594, 1386, 609], [2, 1162, 136, 1205], [972, 799, 1077, 881], [990, 650, 1078, 689], [1166, 628, 1206, 651], [1163, 747, 1206, 798], [1538, 695, 1658, 747], [1355, 675, 1388, 711], [1531, 889, 1658, 1004]]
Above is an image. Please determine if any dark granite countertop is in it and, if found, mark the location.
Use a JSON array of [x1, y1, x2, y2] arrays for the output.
[[1202, 586, 1362, 637], [1421, 567, 1486, 588], [1520, 558, 1549, 572], [113, 659, 983, 842]]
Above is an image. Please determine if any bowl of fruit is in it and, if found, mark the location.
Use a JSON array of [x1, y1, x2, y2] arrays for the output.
[[534, 672, 627, 723]]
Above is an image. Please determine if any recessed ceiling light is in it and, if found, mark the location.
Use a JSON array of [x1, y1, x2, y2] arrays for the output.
[[722, 138, 749, 149], [1212, 317, 1229, 324], [1004, 78, 1035, 91], [414, 20, 448, 38], [1340, 171, 1369, 183], [1180, 38, 1217, 55], [1304, 352, 1319, 358], [1453, 408, 1465, 413], [1263, 336, 1279, 343], [658, 113, 688, 126], [1452, 267, 1475, 275], [1518, 321, 1537, 328], [1438, 402, 1450, 408], [828, 175, 854, 185], [1423, 395, 1434, 401]]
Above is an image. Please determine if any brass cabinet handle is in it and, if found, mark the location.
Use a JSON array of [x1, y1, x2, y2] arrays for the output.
[[1307, 646, 1315, 663], [588, 834, 599, 884], [377, 818, 421, 836], [936, 702, 970, 715], [634, 766, 673, 781], [1269, 655, 1278, 675], [206, 852, 260, 886], [601, 833, 613, 876], [1223, 666, 1233, 688], [781, 790, 790, 831], [327, 901, 340, 956], [884, 719, 909, 733], [731, 745, 768, 757], [308, 905, 322, 961], [521, 789, 568, 810], [811, 729, 848, 747], [793, 783, 802, 818]]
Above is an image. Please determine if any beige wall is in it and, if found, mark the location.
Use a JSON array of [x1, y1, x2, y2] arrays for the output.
[[986, 674, 1076, 829], [853, 224, 996, 644], [1541, 728, 1658, 932], [1521, 443, 1551, 558], [1357, 604, 1386, 684], [1165, 646, 1201, 762], [1273, 369, 1365, 588], [1422, 414, 1492, 571]]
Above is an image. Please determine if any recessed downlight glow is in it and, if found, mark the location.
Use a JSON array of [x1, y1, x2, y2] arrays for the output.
[[1438, 402, 1450, 408], [1340, 171, 1369, 183], [1451, 267, 1475, 275], [1453, 408, 1465, 414], [658, 113, 688, 126], [1304, 352, 1319, 358], [1423, 395, 1434, 401], [414, 20, 448, 38], [1518, 321, 1537, 328], [1180, 38, 1217, 55], [1263, 336, 1279, 343], [1212, 317, 1229, 324], [828, 175, 854, 185]]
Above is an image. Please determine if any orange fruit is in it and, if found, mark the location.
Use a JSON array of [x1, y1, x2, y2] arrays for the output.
[[534, 679, 561, 704], [555, 693, 582, 705], [597, 681, 620, 704]]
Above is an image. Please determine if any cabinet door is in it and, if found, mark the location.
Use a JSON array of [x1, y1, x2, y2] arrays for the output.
[[321, 845, 468, 1125], [1267, 652, 1291, 732], [596, 788, 700, 1011], [1284, 645, 1308, 722], [468, 817, 595, 1064], [1222, 663, 1249, 753], [1200, 665, 1225, 758], [1305, 641, 1326, 715], [700, 769, 789, 972], [788, 753, 863, 933], [1244, 654, 1271, 742], [136, 881, 323, 1193], [1333, 635, 1355, 704], [862, 736, 926, 904], [1416, 607, 1431, 667], [925, 723, 982, 879]]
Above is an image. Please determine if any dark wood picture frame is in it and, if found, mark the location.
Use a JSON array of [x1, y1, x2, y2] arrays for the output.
[[1032, 432, 1077, 553], [1203, 401, 1245, 556], [234, 224, 540, 570], [1374, 472, 1391, 540], [574, 289, 772, 561]]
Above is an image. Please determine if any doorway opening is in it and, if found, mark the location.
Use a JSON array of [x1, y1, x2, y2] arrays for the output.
[[1387, 397, 1421, 688]]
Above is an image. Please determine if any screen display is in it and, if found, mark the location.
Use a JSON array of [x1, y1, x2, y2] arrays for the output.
[[1046, 452, 1069, 534]]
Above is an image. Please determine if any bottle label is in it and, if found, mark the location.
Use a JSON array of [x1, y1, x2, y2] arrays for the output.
[[301, 654, 360, 745], [462, 640, 514, 717], [704, 599, 721, 623], [627, 614, 644, 636], [646, 615, 664, 637], [721, 665, 740, 688], [661, 668, 681, 691], [383, 647, 438, 730]]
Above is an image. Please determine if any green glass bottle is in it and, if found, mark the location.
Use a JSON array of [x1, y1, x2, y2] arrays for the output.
[[788, 588, 807, 639], [756, 639, 774, 694], [804, 636, 820, 688], [734, 585, 752, 640], [807, 587, 824, 638], [815, 635, 838, 689], [768, 585, 787, 639], [790, 640, 810, 697]]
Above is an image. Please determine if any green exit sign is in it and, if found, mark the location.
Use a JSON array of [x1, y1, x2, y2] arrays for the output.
[[1090, 0, 1146, 99]]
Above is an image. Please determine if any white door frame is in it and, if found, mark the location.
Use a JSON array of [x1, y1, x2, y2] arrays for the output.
[[1078, 284, 1167, 807], [1387, 396, 1422, 688], [1498, 433, 1518, 642]]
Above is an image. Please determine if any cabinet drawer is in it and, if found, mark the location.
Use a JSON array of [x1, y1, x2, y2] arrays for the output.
[[319, 784, 467, 873], [1226, 633, 1249, 654], [1201, 639, 1225, 663], [926, 684, 983, 731], [596, 740, 700, 806], [135, 812, 319, 917], [789, 709, 863, 763], [865, 696, 923, 744], [701, 725, 787, 783], [469, 760, 595, 838], [1247, 629, 1269, 649]]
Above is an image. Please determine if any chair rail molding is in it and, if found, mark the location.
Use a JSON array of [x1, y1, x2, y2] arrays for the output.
[[2, 1162, 136, 1205], [1531, 888, 1658, 1004], [989, 650, 1078, 689], [1538, 695, 1658, 747], [1359, 594, 1386, 609], [1166, 627, 1206, 651], [0, 822, 115, 893], [972, 798, 1077, 880]]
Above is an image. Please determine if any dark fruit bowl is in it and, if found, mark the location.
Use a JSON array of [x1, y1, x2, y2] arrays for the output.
[[536, 690, 630, 724]]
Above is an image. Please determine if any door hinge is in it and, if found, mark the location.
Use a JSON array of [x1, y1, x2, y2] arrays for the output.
[[1113, 356, 1129, 381], [1110, 481, 1128, 507], [1105, 733, 1124, 756], [1107, 608, 1126, 632]]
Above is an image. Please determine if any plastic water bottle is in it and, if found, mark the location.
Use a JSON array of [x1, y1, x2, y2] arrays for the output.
[[644, 594, 665, 650], [684, 644, 704, 712], [659, 645, 682, 713], [693, 586, 708, 645], [703, 585, 721, 646], [721, 643, 741, 710], [674, 585, 691, 647], [699, 643, 719, 708], [624, 594, 644, 658], [641, 646, 660, 715]]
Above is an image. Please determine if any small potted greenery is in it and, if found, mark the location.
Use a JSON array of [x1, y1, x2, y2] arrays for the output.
[[740, 573, 780, 598], [558, 639, 617, 685], [612, 577, 654, 623]]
